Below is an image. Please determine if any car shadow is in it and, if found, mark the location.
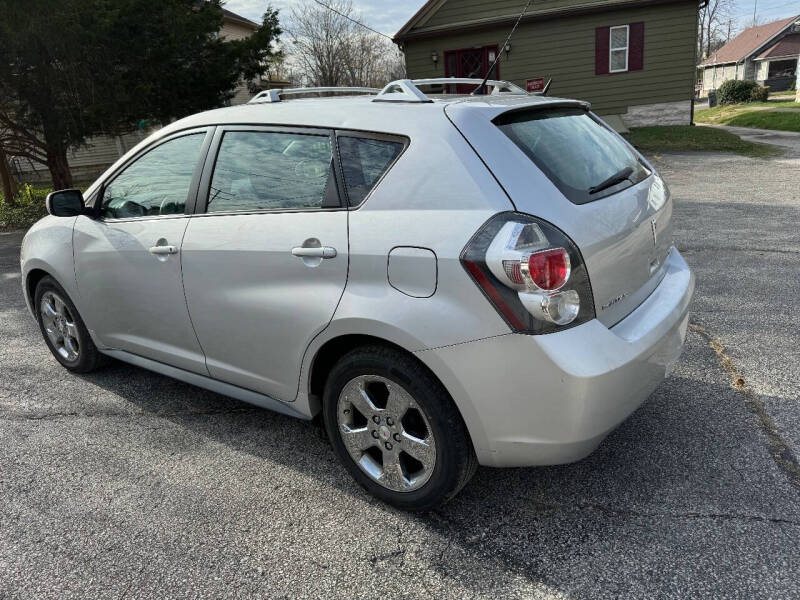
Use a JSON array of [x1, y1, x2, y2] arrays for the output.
[[71, 329, 794, 596]]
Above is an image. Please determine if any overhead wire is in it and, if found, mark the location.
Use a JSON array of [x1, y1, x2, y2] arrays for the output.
[[473, 0, 534, 95], [307, 0, 395, 40]]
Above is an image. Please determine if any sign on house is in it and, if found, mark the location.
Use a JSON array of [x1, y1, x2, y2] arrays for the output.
[[526, 78, 545, 92]]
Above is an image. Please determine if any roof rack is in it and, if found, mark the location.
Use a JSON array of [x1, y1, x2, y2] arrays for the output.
[[373, 78, 528, 103], [249, 87, 381, 104]]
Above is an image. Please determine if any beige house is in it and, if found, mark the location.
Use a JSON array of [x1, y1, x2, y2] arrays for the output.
[[14, 8, 268, 183], [698, 16, 800, 95], [395, 0, 701, 131]]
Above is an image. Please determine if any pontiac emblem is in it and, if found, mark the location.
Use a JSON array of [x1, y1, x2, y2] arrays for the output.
[[650, 218, 658, 246]]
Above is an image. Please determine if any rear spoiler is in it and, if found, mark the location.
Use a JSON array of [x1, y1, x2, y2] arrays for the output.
[[489, 100, 592, 124]]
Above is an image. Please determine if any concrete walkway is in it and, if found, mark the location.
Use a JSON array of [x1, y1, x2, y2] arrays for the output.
[[699, 123, 800, 156]]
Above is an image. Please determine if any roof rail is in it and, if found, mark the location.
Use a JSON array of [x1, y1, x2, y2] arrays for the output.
[[249, 86, 381, 104], [373, 78, 528, 103]]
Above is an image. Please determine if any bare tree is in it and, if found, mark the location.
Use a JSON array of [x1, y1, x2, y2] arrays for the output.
[[698, 0, 736, 59], [286, 0, 405, 88]]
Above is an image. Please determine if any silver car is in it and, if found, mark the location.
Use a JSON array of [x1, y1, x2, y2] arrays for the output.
[[21, 79, 694, 511]]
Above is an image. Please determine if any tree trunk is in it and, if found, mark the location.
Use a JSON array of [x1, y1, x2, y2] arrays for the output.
[[0, 143, 18, 206], [46, 145, 73, 190]]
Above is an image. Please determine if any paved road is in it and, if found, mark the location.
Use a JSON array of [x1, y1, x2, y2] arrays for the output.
[[1, 148, 799, 599]]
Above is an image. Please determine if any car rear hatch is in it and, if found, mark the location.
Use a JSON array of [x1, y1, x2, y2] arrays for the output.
[[445, 96, 673, 327]]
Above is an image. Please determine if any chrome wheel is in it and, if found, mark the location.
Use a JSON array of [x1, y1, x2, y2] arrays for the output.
[[337, 374, 437, 492], [40, 291, 80, 363]]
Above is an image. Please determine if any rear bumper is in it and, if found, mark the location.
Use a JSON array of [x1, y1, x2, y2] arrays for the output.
[[415, 247, 694, 467]]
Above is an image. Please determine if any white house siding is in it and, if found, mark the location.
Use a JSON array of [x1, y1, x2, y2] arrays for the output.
[[220, 20, 253, 41], [14, 130, 149, 183], [67, 131, 147, 169], [220, 20, 260, 105], [700, 62, 746, 93]]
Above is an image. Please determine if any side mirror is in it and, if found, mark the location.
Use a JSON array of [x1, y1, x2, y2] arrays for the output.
[[45, 189, 86, 217]]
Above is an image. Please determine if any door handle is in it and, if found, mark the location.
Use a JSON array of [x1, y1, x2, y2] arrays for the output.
[[291, 246, 337, 259], [149, 245, 178, 255]]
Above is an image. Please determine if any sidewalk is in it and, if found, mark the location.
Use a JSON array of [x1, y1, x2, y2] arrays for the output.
[[698, 123, 800, 156]]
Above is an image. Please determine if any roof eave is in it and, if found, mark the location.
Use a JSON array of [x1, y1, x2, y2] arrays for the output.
[[754, 53, 800, 61], [222, 9, 260, 30], [395, 0, 700, 42]]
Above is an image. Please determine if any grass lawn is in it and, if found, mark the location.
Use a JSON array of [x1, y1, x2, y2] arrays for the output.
[[626, 125, 781, 158], [723, 110, 800, 133], [695, 96, 800, 132]]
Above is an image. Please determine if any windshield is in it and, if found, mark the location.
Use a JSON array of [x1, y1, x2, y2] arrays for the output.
[[495, 107, 650, 205]]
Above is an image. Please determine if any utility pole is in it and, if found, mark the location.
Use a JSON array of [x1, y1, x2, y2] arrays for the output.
[[752, 0, 757, 25]]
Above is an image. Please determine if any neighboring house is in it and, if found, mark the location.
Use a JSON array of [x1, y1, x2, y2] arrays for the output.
[[13, 8, 274, 184], [698, 15, 800, 95], [220, 9, 267, 105], [394, 0, 701, 130]]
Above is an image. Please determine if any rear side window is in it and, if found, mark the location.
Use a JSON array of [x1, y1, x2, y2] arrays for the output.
[[338, 136, 405, 206], [207, 131, 338, 213], [495, 108, 650, 205]]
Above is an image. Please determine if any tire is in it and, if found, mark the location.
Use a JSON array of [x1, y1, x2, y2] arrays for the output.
[[322, 345, 477, 511], [34, 276, 106, 374]]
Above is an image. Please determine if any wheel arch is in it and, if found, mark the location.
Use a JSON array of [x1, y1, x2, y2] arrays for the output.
[[308, 334, 413, 403], [23, 266, 79, 320], [25, 268, 51, 309], [305, 331, 482, 459]]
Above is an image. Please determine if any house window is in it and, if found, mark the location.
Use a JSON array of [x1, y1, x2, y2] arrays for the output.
[[609, 25, 629, 73], [595, 23, 644, 75]]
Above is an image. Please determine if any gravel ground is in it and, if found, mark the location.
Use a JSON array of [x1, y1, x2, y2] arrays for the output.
[[1, 146, 799, 599]]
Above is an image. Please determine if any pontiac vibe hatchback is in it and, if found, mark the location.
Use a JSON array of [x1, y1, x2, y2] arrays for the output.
[[21, 79, 694, 511]]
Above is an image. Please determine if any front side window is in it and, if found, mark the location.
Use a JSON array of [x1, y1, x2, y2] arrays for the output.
[[495, 107, 650, 205], [207, 131, 336, 213], [609, 25, 629, 73], [338, 136, 405, 205], [101, 133, 205, 219]]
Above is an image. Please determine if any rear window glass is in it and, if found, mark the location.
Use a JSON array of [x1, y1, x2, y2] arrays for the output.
[[338, 136, 405, 205], [207, 131, 336, 213], [495, 108, 650, 205]]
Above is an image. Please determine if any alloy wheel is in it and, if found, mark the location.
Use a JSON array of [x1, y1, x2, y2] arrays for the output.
[[40, 291, 80, 363], [337, 374, 437, 492]]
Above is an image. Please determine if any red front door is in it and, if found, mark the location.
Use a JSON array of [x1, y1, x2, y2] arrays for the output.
[[444, 46, 499, 94]]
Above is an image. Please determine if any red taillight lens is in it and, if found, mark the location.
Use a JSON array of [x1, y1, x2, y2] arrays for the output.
[[461, 213, 595, 335], [526, 248, 570, 290]]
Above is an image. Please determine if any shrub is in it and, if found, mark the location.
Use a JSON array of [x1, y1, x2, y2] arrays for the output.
[[718, 79, 759, 105], [0, 183, 50, 230], [750, 85, 769, 102]]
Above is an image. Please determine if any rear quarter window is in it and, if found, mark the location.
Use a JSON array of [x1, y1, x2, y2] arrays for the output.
[[337, 135, 406, 206], [494, 107, 650, 205]]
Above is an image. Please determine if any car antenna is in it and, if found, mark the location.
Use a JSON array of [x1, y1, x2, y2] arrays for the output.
[[541, 78, 552, 95], [472, 0, 534, 96]]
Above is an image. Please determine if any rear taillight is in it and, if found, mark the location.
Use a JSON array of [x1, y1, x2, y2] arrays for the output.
[[461, 213, 595, 334]]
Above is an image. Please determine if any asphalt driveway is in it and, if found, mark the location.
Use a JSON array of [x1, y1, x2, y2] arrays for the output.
[[1, 147, 799, 599]]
